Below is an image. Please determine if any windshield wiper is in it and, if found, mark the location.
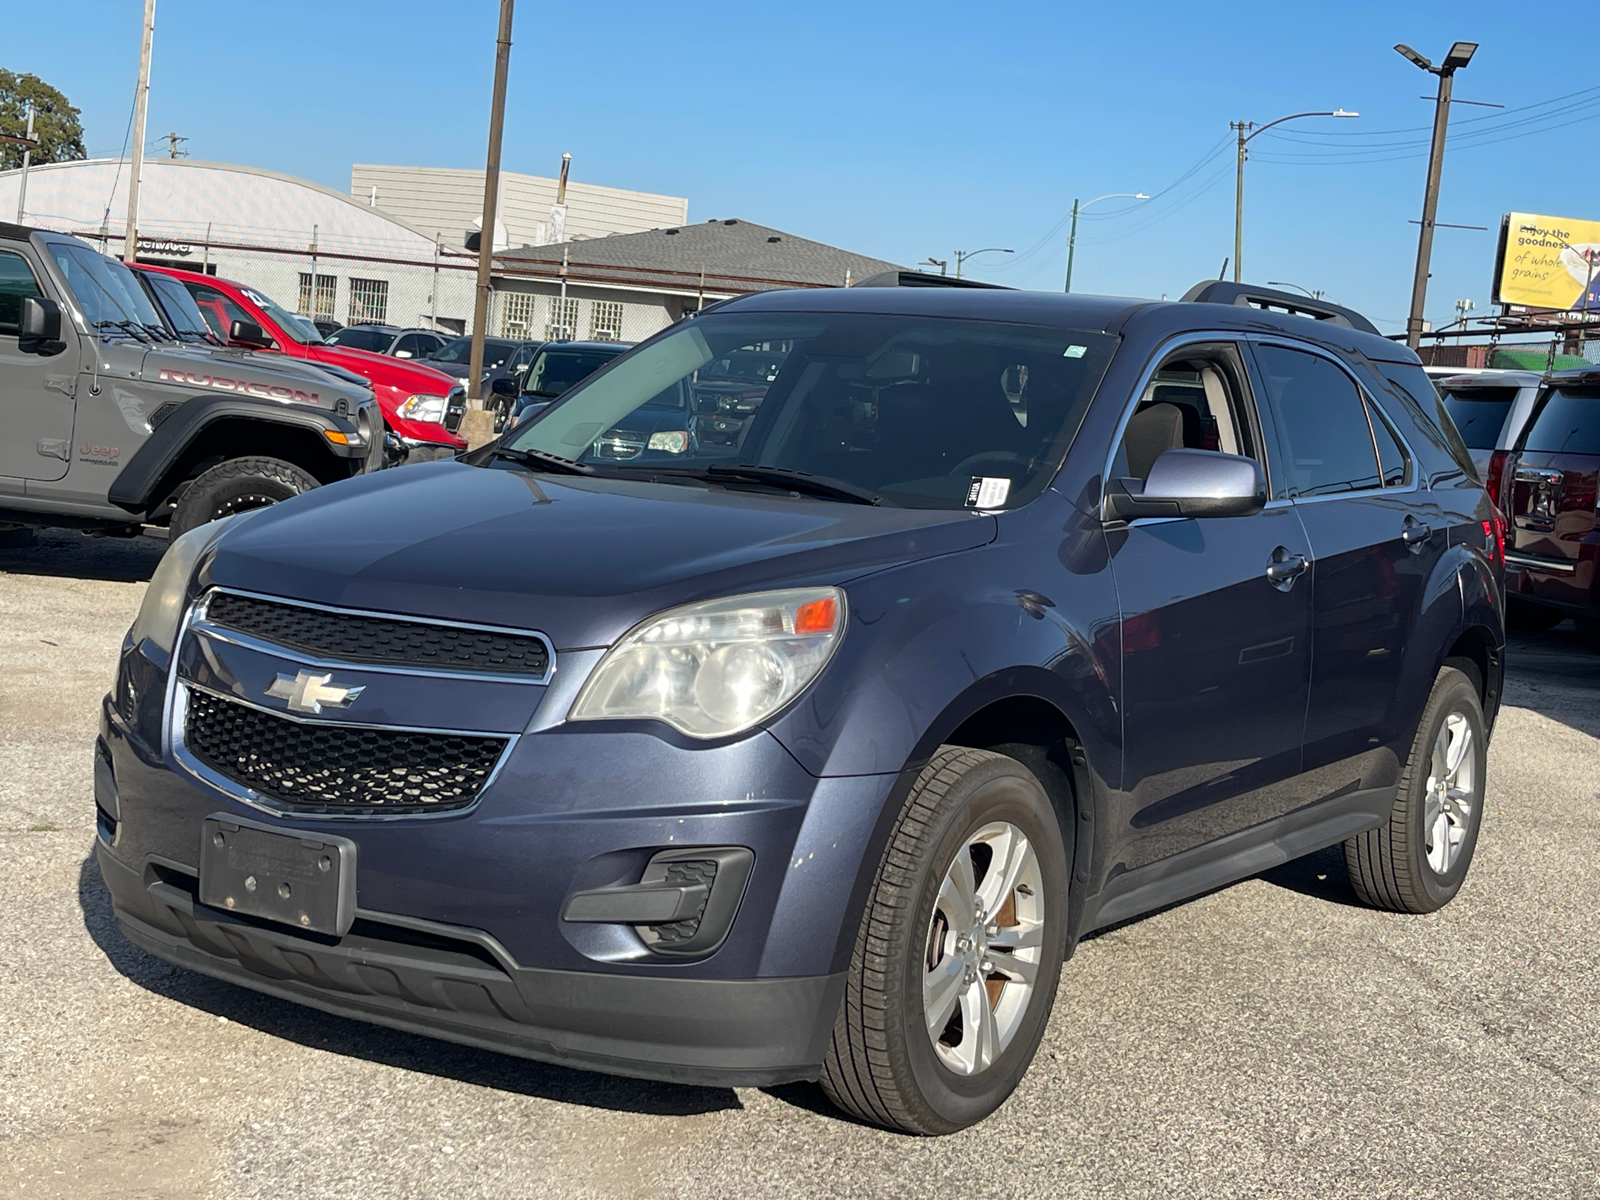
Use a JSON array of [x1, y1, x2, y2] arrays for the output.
[[632, 463, 888, 506], [93, 319, 153, 344], [483, 446, 595, 476]]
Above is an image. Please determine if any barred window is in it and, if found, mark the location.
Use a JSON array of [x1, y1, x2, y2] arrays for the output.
[[347, 278, 389, 325], [546, 296, 578, 341], [298, 273, 337, 321], [499, 291, 536, 339], [590, 300, 624, 342]]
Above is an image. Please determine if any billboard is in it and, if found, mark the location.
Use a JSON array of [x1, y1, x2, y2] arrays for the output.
[[1493, 212, 1600, 311]]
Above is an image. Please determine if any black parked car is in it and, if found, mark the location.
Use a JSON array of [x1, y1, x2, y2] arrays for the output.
[[95, 280, 1502, 1136], [502, 340, 632, 426], [424, 335, 540, 392]]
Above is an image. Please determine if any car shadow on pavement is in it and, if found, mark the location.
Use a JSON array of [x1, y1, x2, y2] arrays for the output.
[[76, 854, 743, 1118], [1503, 624, 1600, 740], [0, 529, 167, 584]]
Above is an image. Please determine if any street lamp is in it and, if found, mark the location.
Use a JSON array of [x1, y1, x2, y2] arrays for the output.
[[1395, 40, 1478, 349], [1232, 109, 1358, 282], [1064, 192, 1149, 293], [921, 256, 949, 276], [953, 247, 1012, 278], [1267, 280, 1326, 301]]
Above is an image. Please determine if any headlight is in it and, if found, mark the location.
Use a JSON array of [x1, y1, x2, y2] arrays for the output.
[[126, 515, 247, 659], [569, 587, 846, 738], [396, 394, 448, 423]]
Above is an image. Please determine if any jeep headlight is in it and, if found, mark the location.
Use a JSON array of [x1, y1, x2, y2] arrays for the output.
[[569, 588, 845, 738], [127, 515, 247, 660], [396, 393, 448, 423]]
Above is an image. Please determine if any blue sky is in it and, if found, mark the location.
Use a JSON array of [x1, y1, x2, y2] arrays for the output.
[[9, 1, 1599, 334]]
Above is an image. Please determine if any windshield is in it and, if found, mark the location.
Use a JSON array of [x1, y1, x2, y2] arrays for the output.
[[239, 285, 323, 344], [1524, 389, 1600, 455], [326, 326, 396, 353], [1439, 386, 1516, 450], [431, 336, 517, 368], [140, 271, 216, 341], [49, 244, 168, 335], [522, 347, 624, 396], [506, 313, 1117, 510]]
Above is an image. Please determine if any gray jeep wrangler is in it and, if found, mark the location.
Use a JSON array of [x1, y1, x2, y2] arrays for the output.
[[0, 223, 382, 546]]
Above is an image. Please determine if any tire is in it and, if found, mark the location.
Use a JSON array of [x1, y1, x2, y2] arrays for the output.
[[169, 457, 319, 539], [820, 746, 1070, 1135], [0, 526, 37, 550], [1505, 596, 1565, 632], [1344, 666, 1487, 913]]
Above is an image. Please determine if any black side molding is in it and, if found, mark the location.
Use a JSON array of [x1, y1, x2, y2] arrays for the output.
[[1179, 281, 1380, 336], [108, 396, 361, 514]]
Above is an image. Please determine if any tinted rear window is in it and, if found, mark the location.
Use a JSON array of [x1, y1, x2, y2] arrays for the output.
[[1524, 390, 1600, 455], [1439, 388, 1515, 450]]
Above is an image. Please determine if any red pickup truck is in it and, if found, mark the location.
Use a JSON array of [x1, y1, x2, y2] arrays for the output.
[[134, 265, 465, 454]]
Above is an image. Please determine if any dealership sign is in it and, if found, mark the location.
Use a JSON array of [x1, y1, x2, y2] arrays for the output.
[[137, 237, 194, 257], [1493, 212, 1600, 312]]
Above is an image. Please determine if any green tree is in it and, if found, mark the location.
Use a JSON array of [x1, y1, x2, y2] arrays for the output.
[[1, 71, 87, 172]]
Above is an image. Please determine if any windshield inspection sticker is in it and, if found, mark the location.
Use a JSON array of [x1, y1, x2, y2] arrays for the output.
[[966, 477, 1012, 509], [1063, 344, 1087, 358]]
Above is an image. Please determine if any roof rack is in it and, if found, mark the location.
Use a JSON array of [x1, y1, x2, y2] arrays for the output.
[[855, 270, 1013, 290], [1178, 281, 1379, 336]]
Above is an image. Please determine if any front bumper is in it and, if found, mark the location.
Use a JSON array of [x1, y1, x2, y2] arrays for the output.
[[97, 842, 842, 1086]]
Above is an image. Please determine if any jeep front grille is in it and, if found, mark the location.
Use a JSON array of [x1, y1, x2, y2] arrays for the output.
[[183, 688, 508, 815], [202, 591, 551, 678]]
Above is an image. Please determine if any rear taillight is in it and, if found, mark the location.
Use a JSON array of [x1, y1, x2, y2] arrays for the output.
[[1484, 450, 1509, 509], [1482, 516, 1505, 565]]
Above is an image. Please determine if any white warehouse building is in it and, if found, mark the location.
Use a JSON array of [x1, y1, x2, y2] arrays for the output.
[[0, 157, 686, 336]]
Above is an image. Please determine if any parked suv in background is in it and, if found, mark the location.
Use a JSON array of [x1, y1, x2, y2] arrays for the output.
[[0, 225, 381, 541], [324, 324, 448, 361], [1496, 366, 1600, 642], [135, 266, 465, 458], [1434, 369, 1543, 483], [95, 280, 1502, 1136]]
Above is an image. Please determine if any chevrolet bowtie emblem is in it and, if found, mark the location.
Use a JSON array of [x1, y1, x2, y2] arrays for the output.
[[265, 671, 366, 715]]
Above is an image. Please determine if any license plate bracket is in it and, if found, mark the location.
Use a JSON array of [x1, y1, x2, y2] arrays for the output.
[[198, 815, 357, 936]]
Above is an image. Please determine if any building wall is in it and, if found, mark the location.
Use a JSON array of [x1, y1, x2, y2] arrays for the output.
[[489, 279, 678, 344], [351, 165, 689, 251]]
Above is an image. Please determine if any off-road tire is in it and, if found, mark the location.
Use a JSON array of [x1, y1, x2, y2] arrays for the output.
[[169, 457, 319, 539], [1344, 666, 1487, 913], [819, 746, 1069, 1135], [1506, 596, 1565, 632]]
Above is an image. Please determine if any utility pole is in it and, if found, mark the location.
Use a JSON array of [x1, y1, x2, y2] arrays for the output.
[[123, 0, 157, 265], [15, 103, 34, 223], [462, 0, 515, 450], [1397, 41, 1478, 350], [1232, 110, 1357, 284], [1065, 199, 1082, 293], [164, 131, 187, 158]]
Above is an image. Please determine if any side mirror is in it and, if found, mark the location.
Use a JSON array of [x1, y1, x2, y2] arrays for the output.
[[229, 318, 273, 349], [490, 376, 517, 396], [1104, 449, 1266, 522], [18, 296, 63, 352]]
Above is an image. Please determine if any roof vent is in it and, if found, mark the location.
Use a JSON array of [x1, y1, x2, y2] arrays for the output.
[[664, 228, 679, 235], [767, 236, 781, 243], [723, 219, 738, 226]]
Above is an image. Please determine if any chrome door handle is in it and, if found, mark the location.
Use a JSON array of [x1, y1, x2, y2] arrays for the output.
[[1265, 549, 1308, 590], [1401, 521, 1432, 547]]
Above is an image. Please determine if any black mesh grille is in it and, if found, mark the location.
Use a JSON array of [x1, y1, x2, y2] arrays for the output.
[[640, 859, 717, 946], [204, 592, 549, 677], [184, 688, 508, 815]]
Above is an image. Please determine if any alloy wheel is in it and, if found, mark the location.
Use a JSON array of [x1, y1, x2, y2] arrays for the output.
[[1424, 711, 1476, 875], [922, 821, 1046, 1076]]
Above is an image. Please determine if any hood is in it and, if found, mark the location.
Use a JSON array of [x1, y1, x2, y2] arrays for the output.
[[307, 343, 458, 394], [204, 461, 997, 648], [140, 344, 374, 408]]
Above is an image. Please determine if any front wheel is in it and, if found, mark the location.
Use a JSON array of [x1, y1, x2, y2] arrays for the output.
[[169, 457, 319, 539], [820, 746, 1069, 1134], [1344, 665, 1487, 913]]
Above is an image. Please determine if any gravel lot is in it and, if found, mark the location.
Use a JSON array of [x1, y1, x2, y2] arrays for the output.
[[3, 528, 1598, 1199]]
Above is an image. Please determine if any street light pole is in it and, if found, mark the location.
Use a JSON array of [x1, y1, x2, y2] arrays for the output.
[[463, 0, 515, 450], [1065, 192, 1148, 292], [123, 0, 157, 265], [953, 247, 1013, 278], [1397, 41, 1478, 350], [1232, 109, 1358, 283]]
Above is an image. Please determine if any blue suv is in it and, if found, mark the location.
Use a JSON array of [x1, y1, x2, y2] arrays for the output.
[[95, 280, 1504, 1134]]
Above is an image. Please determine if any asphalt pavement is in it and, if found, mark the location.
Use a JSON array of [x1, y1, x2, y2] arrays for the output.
[[2, 528, 1597, 1199]]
